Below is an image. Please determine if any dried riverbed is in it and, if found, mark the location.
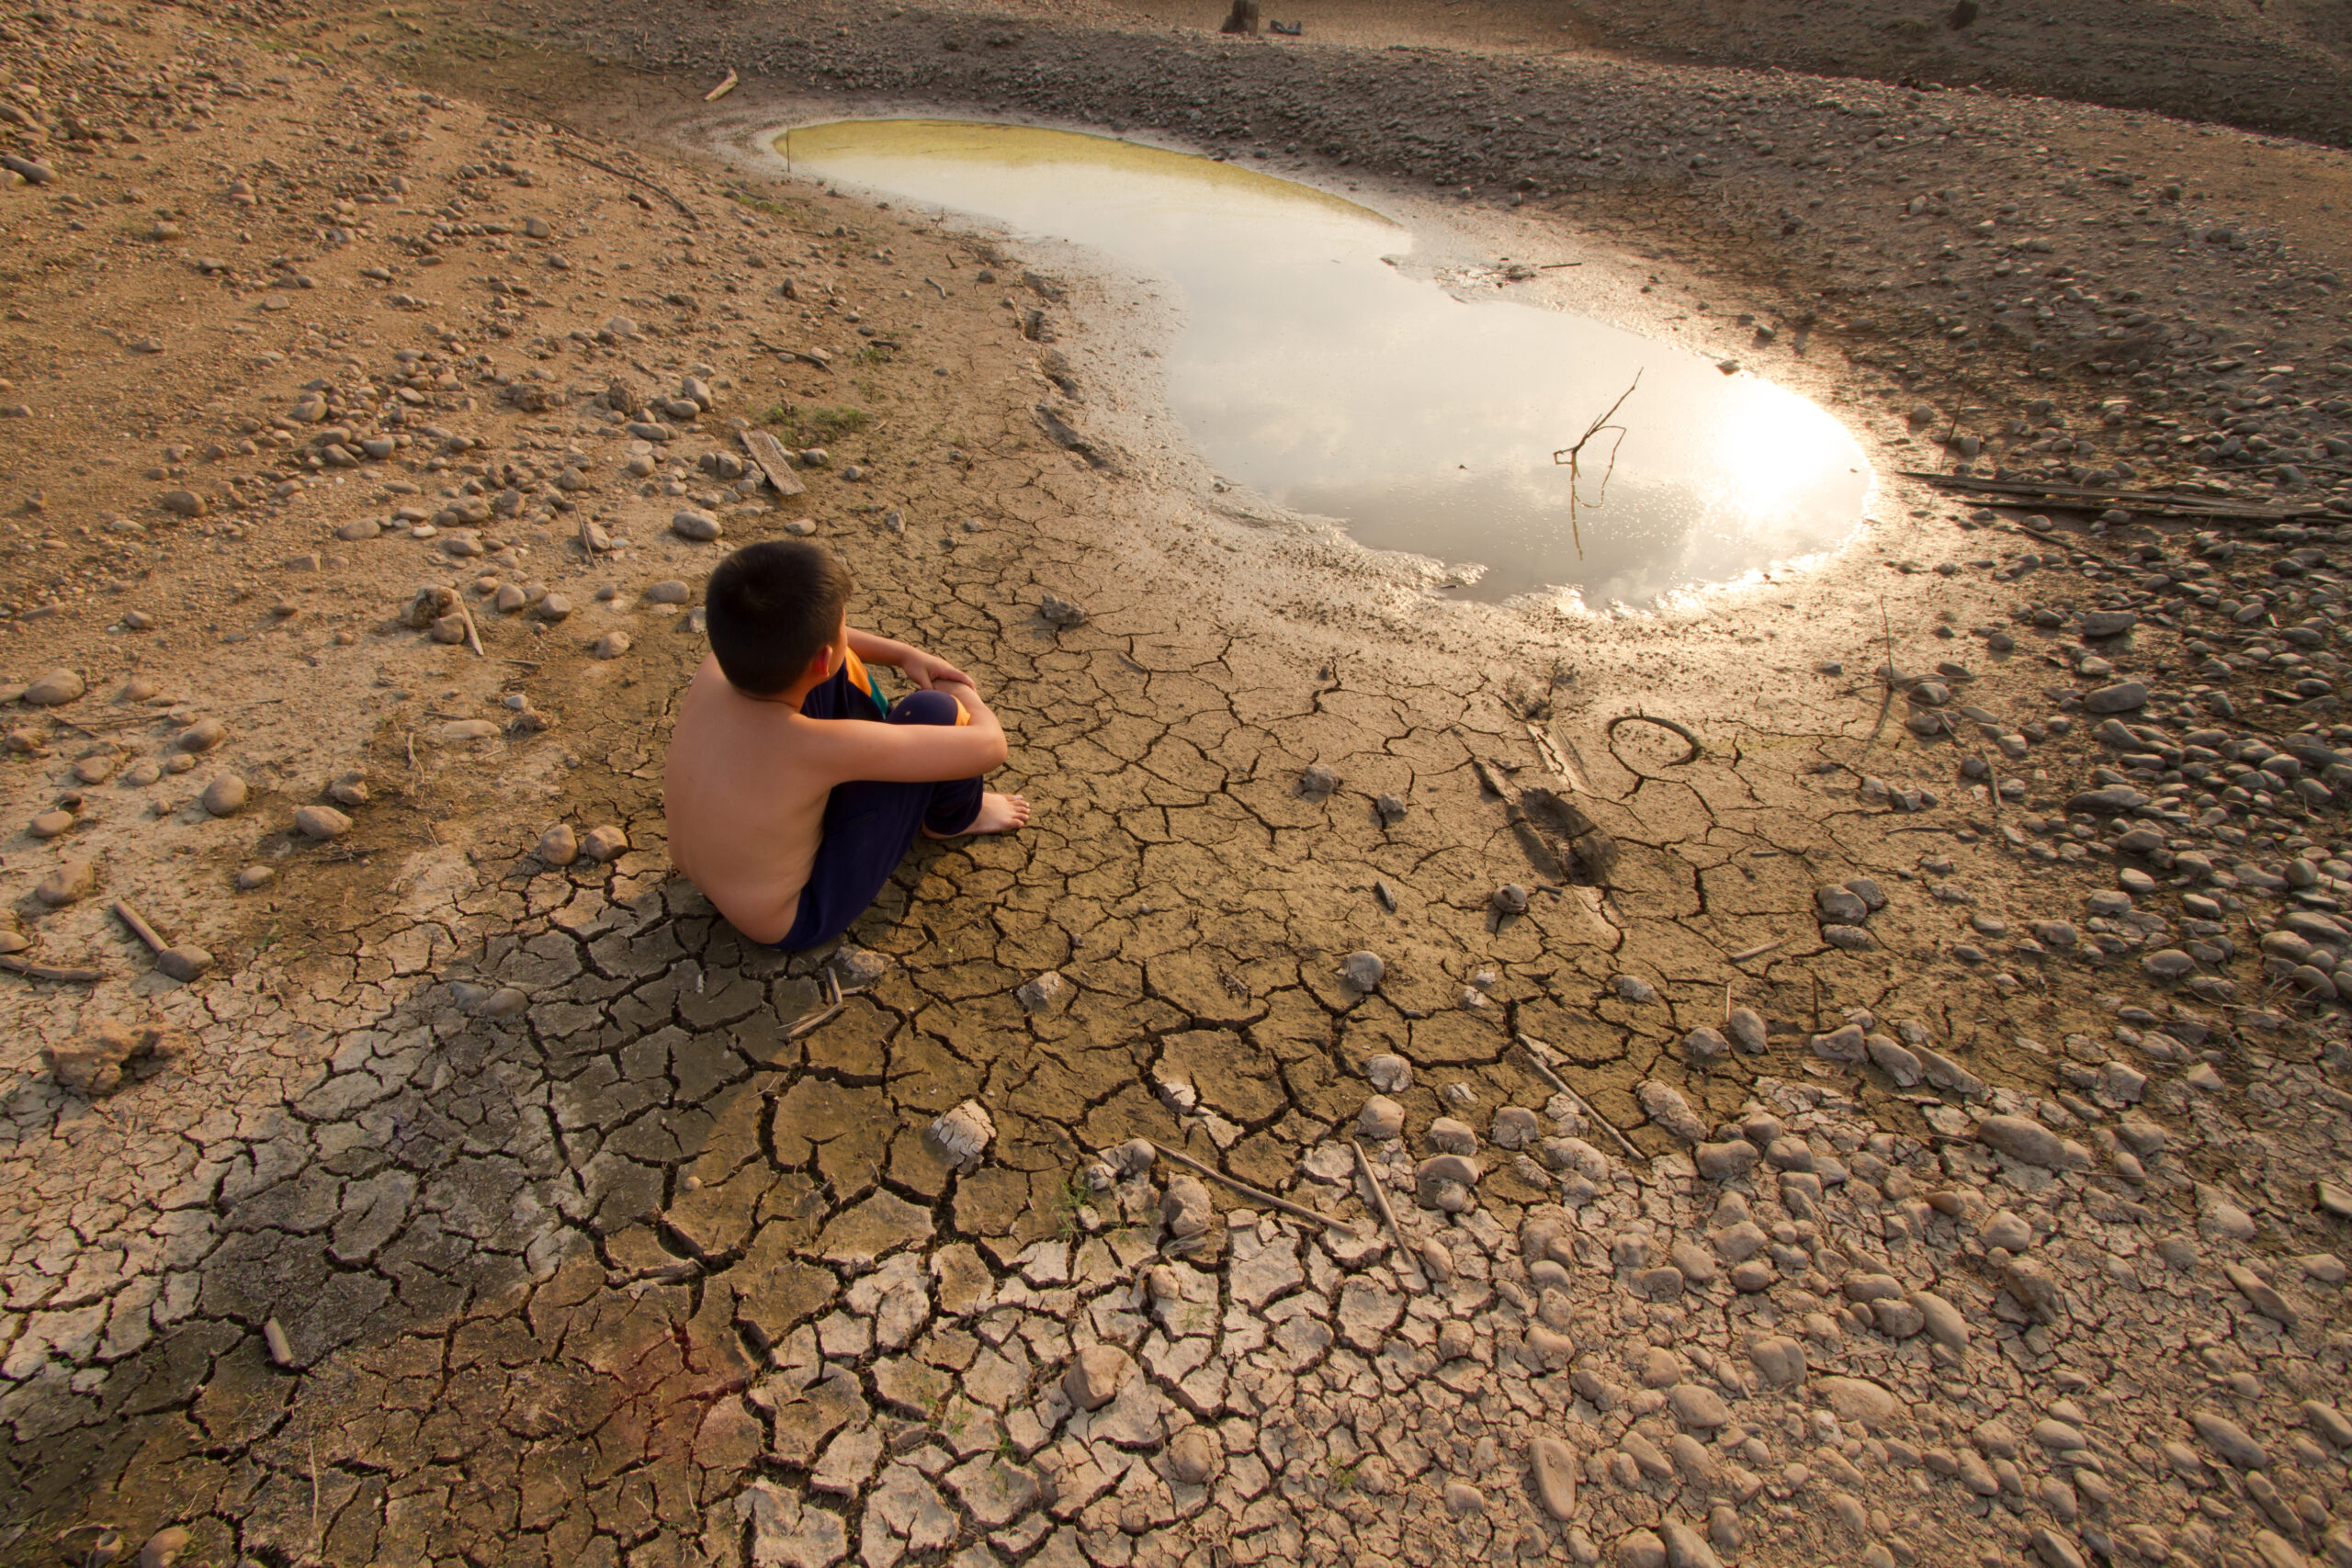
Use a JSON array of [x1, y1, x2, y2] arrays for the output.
[[1, 1, 2351, 1566]]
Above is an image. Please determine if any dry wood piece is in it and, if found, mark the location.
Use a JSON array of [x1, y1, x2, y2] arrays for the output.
[[1606, 711, 1704, 767], [1900, 469, 2329, 524], [1726, 937, 1789, 964], [1148, 1141, 1362, 1236], [704, 68, 739, 101], [112, 899, 213, 982], [548, 139, 696, 220], [1, 954, 105, 983], [740, 430, 808, 497], [785, 970, 844, 1039], [1351, 1139, 1421, 1289], [1518, 1032, 1645, 1164]]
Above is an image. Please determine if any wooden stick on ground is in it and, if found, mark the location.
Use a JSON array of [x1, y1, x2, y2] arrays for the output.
[[704, 68, 739, 101], [1149, 1141, 1362, 1236], [1351, 1139, 1421, 1291], [786, 969, 845, 1039], [112, 899, 166, 955], [1726, 937, 1789, 964], [0, 954, 105, 982], [456, 601, 484, 659], [1518, 1033, 1644, 1162]]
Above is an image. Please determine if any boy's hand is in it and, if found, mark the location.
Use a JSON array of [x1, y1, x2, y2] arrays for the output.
[[899, 649, 973, 692]]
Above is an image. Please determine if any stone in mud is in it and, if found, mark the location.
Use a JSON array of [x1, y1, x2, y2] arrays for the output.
[[1091, 1140, 1152, 1182], [536, 823, 578, 865], [1724, 1008, 1768, 1055], [1682, 1026, 1727, 1065], [1977, 1114, 2090, 1170], [135, 1528, 188, 1568], [1866, 1034, 1923, 1086], [1160, 1175, 1212, 1239], [1299, 762, 1341, 795], [1530, 1436, 1578, 1520], [580, 825, 628, 862], [1613, 975, 1658, 1004], [592, 631, 631, 660], [1429, 1117, 1478, 1155], [1357, 1096, 1405, 1140], [2082, 611, 2139, 637], [2192, 1411, 2268, 1469], [1063, 1344, 1133, 1411], [36, 860, 96, 906], [42, 1018, 175, 1095], [1493, 882, 1531, 914], [200, 774, 249, 817], [1491, 1106, 1540, 1148], [1039, 592, 1087, 628], [928, 1100, 994, 1168], [2084, 681, 2148, 713], [1694, 1141, 1759, 1180], [1617, 1528, 1668, 1568], [1374, 793, 1408, 825], [1821, 924, 1875, 951], [1015, 970, 1069, 1014], [832, 946, 889, 989], [294, 806, 351, 840], [1911, 1290, 1969, 1354], [477, 987, 529, 1021], [1811, 1023, 1867, 1062], [22, 669, 85, 705], [175, 717, 225, 752], [1168, 1426, 1220, 1484], [1635, 1081, 1704, 1144], [672, 509, 723, 541], [1815, 885, 1869, 924], [1815, 1376, 1896, 1431], [1342, 951, 1385, 990]]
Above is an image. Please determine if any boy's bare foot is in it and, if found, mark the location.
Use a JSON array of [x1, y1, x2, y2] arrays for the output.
[[926, 792, 1031, 838]]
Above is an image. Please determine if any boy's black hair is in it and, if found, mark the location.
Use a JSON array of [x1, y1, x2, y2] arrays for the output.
[[704, 540, 855, 694]]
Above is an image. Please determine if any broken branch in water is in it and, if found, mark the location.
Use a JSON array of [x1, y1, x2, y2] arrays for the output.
[[1551, 371, 1641, 558]]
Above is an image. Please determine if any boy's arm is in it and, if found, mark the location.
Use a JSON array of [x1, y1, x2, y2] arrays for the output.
[[847, 625, 969, 691], [820, 680, 1010, 784]]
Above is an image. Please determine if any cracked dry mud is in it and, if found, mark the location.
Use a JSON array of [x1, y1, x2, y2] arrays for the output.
[[5, 2, 2352, 1567]]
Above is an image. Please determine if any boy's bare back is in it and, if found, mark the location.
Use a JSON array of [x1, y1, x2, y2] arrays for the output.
[[665, 637, 1023, 944]]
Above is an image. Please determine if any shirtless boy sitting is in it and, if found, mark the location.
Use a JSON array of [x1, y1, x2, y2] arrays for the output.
[[663, 540, 1031, 949]]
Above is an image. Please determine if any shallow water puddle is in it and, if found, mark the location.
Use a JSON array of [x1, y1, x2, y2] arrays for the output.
[[777, 118, 1872, 607]]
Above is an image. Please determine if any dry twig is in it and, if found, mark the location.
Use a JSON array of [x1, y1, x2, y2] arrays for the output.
[[1, 954, 105, 982], [1350, 1140, 1421, 1289], [1550, 372, 1640, 557], [1605, 711, 1704, 767], [1148, 1141, 1362, 1236]]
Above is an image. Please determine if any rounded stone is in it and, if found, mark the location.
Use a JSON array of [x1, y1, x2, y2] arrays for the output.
[[646, 579, 692, 604], [1167, 1427, 1220, 1485], [234, 865, 276, 890], [200, 774, 249, 817], [1342, 950, 1385, 990], [293, 805, 352, 840], [1356, 1095, 1405, 1141], [22, 669, 85, 706], [175, 717, 226, 753], [537, 823, 579, 865], [580, 825, 628, 862]]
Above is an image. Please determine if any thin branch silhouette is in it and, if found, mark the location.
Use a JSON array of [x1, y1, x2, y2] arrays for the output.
[[1551, 372, 1641, 558]]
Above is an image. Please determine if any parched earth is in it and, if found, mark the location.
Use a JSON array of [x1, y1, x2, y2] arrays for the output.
[[4, 3, 2352, 1568]]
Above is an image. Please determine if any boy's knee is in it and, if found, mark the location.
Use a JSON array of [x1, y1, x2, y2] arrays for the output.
[[892, 689, 962, 728]]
